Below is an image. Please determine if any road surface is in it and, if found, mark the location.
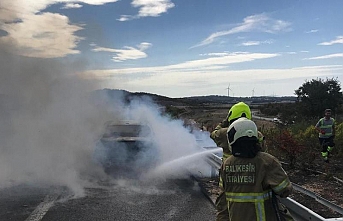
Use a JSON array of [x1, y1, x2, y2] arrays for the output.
[[0, 177, 216, 221]]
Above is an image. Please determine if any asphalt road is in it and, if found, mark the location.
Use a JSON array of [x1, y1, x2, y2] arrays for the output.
[[0, 177, 216, 221]]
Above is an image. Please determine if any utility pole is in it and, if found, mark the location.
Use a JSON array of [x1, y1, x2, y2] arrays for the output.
[[252, 88, 255, 97]]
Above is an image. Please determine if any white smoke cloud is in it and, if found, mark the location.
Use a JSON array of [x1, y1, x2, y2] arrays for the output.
[[0, 46, 217, 197], [0, 47, 122, 196], [118, 97, 218, 179]]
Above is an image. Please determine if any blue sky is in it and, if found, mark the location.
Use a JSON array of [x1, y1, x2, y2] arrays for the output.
[[1, 0, 343, 98]]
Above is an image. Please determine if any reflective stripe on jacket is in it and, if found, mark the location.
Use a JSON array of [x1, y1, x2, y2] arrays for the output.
[[216, 152, 292, 221], [316, 117, 335, 138]]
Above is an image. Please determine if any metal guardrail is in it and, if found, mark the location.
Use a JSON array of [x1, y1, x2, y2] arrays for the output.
[[205, 152, 343, 221], [292, 183, 343, 216], [279, 197, 329, 221]]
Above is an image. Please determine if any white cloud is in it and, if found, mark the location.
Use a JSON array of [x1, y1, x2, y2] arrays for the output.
[[80, 0, 119, 5], [305, 29, 318, 33], [304, 53, 343, 60], [0, 0, 120, 58], [318, 36, 343, 45], [62, 3, 83, 9], [92, 42, 152, 62], [240, 40, 273, 46], [83, 63, 343, 97], [1, 12, 83, 58], [110, 48, 147, 62], [138, 42, 152, 50], [242, 41, 260, 46], [132, 0, 175, 17], [117, 15, 135, 22], [82, 52, 279, 78], [171, 52, 279, 70], [79, 45, 343, 97], [0, 1, 120, 22], [118, 0, 175, 21], [199, 52, 229, 57], [191, 13, 291, 48]]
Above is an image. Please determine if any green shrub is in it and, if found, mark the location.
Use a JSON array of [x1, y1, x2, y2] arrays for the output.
[[264, 120, 342, 169]]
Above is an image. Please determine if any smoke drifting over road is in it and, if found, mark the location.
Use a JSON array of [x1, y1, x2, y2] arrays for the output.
[[0, 45, 113, 196], [93, 94, 218, 180], [0, 44, 216, 197]]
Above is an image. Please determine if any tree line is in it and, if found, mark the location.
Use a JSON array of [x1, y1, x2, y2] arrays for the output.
[[259, 77, 343, 123]]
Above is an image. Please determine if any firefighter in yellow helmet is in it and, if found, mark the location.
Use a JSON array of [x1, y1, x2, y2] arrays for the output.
[[210, 102, 265, 161], [216, 118, 293, 221]]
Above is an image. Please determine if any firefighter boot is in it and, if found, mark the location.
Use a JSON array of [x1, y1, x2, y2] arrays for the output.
[[327, 146, 334, 158], [321, 151, 329, 163]]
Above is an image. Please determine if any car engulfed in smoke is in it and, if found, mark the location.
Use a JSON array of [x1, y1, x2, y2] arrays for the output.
[[94, 120, 159, 178]]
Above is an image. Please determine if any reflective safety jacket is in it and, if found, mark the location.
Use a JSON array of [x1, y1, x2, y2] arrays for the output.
[[210, 121, 266, 161], [216, 152, 292, 221], [315, 117, 335, 138]]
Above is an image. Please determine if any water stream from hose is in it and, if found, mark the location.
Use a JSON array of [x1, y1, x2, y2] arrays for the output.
[[146, 147, 222, 179]]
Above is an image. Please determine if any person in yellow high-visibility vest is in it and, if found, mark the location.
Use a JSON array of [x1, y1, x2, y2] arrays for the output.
[[315, 109, 335, 163], [210, 102, 265, 162]]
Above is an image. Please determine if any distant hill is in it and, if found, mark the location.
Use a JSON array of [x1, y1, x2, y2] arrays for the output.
[[93, 89, 297, 106], [92, 89, 195, 106], [185, 95, 297, 105]]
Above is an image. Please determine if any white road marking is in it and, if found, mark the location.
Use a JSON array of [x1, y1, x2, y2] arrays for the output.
[[25, 194, 59, 221]]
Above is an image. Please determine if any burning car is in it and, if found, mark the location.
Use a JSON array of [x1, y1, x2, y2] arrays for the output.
[[94, 121, 159, 177]]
